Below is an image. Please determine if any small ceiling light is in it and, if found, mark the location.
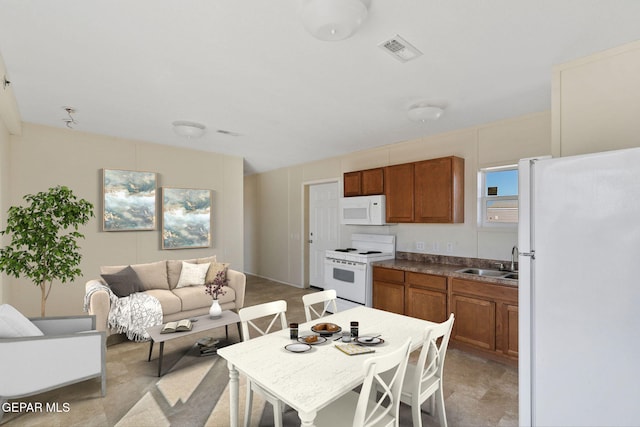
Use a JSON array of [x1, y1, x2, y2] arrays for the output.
[[172, 121, 206, 138], [300, 0, 368, 41], [407, 104, 444, 123]]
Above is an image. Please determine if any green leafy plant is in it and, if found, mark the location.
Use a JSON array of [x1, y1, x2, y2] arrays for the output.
[[0, 185, 94, 316]]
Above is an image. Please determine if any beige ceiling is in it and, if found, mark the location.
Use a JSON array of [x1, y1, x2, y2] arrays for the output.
[[1, 1, 640, 175]]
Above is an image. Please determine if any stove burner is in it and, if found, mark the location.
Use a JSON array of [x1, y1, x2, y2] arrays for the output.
[[359, 251, 382, 255], [334, 248, 358, 252]]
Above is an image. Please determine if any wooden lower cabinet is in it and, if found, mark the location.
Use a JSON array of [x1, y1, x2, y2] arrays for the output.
[[450, 294, 496, 350], [373, 267, 518, 364], [503, 303, 519, 357], [405, 272, 447, 323], [372, 267, 405, 314], [373, 268, 448, 322], [450, 278, 518, 364]]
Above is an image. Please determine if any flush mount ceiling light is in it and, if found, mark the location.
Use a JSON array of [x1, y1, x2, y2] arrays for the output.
[[300, 0, 368, 41], [407, 104, 444, 123], [172, 121, 206, 138]]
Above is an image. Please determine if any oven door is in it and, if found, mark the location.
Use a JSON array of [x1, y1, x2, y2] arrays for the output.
[[323, 258, 367, 304]]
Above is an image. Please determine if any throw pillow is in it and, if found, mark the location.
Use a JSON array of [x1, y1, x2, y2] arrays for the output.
[[101, 266, 145, 298], [0, 304, 44, 338], [205, 261, 230, 284], [176, 261, 210, 288]]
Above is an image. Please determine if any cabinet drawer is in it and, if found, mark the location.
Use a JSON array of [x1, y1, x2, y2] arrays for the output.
[[373, 267, 404, 283], [451, 278, 517, 303], [406, 272, 447, 292]]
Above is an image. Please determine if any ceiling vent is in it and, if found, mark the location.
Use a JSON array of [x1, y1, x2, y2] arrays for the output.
[[378, 34, 422, 62]]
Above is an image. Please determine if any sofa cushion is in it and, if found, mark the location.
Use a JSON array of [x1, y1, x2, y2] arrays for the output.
[[176, 262, 210, 288], [131, 260, 169, 291], [101, 266, 145, 297], [167, 255, 216, 289], [0, 304, 44, 338], [173, 285, 236, 312], [205, 261, 230, 284], [144, 289, 182, 316], [100, 261, 169, 291]]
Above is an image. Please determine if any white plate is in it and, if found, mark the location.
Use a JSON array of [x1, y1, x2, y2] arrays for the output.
[[355, 336, 384, 345], [298, 335, 327, 345], [285, 343, 312, 353]]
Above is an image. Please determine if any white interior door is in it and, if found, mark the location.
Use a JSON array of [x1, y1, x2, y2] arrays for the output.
[[308, 182, 339, 288]]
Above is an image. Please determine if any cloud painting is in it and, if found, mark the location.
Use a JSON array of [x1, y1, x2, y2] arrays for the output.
[[162, 188, 211, 249], [103, 169, 157, 231]]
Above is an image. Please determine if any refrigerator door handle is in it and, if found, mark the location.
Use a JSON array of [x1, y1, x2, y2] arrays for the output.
[[521, 250, 535, 259]]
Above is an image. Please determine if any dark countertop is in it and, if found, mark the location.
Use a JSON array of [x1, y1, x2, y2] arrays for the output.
[[371, 259, 518, 288]]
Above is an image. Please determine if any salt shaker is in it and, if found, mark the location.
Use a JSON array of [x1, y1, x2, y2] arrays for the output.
[[341, 331, 352, 342], [289, 323, 298, 340]]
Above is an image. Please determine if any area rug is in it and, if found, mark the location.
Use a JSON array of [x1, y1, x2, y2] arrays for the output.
[[115, 343, 266, 427]]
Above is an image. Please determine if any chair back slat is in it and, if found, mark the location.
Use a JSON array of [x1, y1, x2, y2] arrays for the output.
[[417, 314, 455, 393], [353, 337, 412, 427], [239, 300, 288, 341], [302, 289, 338, 322]]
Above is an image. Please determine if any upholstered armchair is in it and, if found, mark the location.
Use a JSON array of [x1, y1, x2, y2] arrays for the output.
[[0, 306, 106, 421]]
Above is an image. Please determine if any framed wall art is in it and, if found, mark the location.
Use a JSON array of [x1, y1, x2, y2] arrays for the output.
[[162, 187, 211, 249], [102, 169, 157, 231]]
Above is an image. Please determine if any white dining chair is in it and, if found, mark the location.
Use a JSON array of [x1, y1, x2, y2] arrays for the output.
[[401, 313, 455, 427], [302, 289, 338, 322], [238, 300, 288, 427], [314, 337, 412, 427]]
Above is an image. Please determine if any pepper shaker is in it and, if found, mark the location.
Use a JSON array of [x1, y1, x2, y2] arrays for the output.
[[350, 321, 359, 338]]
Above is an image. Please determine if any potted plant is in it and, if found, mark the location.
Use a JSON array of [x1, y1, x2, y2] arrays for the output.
[[0, 185, 94, 316], [204, 269, 227, 318]]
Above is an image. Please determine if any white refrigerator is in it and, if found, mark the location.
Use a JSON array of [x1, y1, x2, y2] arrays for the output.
[[518, 147, 640, 427]]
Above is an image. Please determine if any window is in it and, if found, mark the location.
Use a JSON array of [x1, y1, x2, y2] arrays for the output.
[[479, 165, 518, 227]]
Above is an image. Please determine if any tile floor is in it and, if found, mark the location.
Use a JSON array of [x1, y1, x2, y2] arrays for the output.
[[1, 274, 518, 426]]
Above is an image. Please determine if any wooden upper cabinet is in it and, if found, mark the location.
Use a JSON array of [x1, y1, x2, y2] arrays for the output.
[[414, 156, 464, 223], [344, 171, 362, 196], [343, 168, 384, 196], [384, 163, 415, 222], [361, 168, 384, 195]]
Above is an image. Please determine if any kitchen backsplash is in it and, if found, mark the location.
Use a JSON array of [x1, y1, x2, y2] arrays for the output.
[[396, 251, 518, 271]]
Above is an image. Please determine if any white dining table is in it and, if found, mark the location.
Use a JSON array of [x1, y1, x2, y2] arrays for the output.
[[217, 305, 436, 427]]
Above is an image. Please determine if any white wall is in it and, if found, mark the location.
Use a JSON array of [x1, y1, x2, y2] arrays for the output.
[[552, 39, 640, 156], [0, 119, 9, 304], [5, 123, 243, 317], [246, 111, 552, 287]]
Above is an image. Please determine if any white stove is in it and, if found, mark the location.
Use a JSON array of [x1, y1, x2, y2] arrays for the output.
[[324, 234, 395, 311]]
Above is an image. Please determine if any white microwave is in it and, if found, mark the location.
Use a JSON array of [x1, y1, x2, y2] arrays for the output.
[[339, 195, 389, 225]]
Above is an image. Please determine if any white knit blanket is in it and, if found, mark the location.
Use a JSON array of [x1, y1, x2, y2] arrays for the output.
[[84, 280, 163, 342]]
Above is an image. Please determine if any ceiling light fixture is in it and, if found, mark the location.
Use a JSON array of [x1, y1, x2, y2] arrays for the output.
[[407, 104, 444, 123], [172, 121, 206, 138], [300, 0, 368, 41], [62, 106, 77, 129]]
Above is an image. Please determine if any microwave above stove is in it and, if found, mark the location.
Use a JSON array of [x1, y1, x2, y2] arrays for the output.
[[339, 195, 391, 226]]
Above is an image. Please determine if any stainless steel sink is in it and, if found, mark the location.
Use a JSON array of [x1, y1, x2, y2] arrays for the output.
[[456, 268, 506, 277], [456, 268, 519, 280]]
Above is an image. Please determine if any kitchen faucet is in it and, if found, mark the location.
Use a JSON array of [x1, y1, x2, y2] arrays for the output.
[[511, 246, 519, 272]]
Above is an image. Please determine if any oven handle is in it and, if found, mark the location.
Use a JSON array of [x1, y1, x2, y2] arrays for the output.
[[324, 258, 367, 270]]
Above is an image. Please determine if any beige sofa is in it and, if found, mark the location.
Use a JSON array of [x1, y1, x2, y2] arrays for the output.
[[84, 256, 246, 336]]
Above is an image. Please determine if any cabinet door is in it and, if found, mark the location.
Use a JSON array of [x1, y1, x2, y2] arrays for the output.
[[407, 286, 447, 323], [504, 303, 518, 357], [451, 294, 496, 350], [344, 172, 361, 197], [405, 272, 447, 322], [373, 281, 405, 314], [384, 163, 414, 222], [414, 156, 464, 223], [361, 168, 384, 195]]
